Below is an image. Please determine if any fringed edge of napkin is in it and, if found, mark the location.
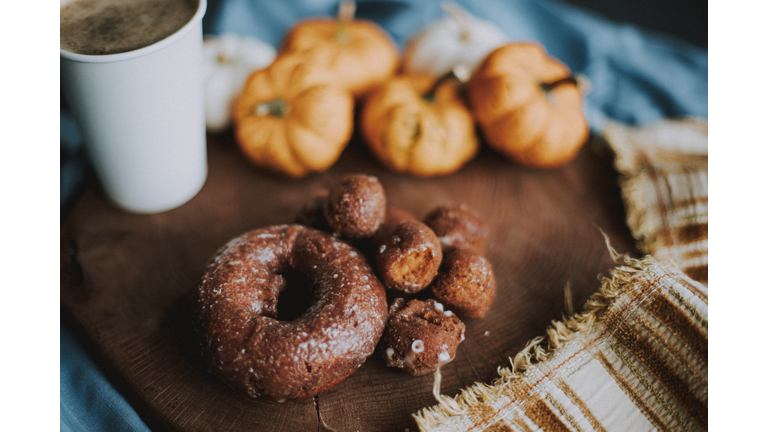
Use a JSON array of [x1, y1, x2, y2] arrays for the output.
[[412, 246, 658, 431]]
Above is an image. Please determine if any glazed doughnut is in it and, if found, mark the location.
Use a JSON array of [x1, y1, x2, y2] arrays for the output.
[[194, 225, 388, 400], [423, 204, 489, 255], [324, 174, 387, 239], [431, 249, 497, 318], [380, 298, 465, 376], [375, 220, 442, 294]]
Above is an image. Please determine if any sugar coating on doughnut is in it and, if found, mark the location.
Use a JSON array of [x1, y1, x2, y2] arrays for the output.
[[375, 220, 442, 294], [380, 298, 466, 376], [431, 249, 496, 318], [194, 225, 387, 400], [423, 204, 489, 255], [324, 174, 387, 239]]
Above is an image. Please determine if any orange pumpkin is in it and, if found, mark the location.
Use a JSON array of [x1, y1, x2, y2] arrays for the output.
[[467, 43, 589, 168], [360, 70, 479, 177], [231, 55, 354, 178], [279, 1, 400, 98]]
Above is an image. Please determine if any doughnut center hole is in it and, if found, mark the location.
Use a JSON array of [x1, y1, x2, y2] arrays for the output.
[[276, 270, 315, 322]]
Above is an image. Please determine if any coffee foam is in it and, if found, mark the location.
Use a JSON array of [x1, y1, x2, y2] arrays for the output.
[[60, 0, 198, 55]]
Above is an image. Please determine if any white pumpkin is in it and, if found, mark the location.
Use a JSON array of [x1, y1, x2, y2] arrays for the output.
[[202, 33, 276, 132], [403, 2, 509, 77]]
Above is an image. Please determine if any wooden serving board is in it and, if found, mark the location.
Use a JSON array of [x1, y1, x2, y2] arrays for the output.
[[61, 132, 638, 431]]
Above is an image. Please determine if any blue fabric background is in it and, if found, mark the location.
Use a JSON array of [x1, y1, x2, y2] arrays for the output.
[[206, 0, 707, 129], [60, 0, 707, 430]]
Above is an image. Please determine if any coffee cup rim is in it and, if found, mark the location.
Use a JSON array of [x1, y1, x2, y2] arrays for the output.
[[60, 0, 207, 63]]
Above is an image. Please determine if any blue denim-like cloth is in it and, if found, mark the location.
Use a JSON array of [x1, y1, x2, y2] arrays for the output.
[[207, 0, 707, 130], [60, 326, 151, 432], [61, 0, 707, 430]]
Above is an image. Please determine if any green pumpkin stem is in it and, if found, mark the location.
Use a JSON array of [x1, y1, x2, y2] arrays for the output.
[[423, 65, 470, 103], [255, 99, 290, 117], [334, 1, 356, 43], [540, 75, 579, 92]]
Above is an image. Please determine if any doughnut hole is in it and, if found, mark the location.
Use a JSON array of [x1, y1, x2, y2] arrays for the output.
[[375, 220, 442, 294], [324, 174, 387, 239], [423, 204, 489, 255], [431, 249, 496, 318], [380, 298, 466, 376], [371, 207, 417, 245]]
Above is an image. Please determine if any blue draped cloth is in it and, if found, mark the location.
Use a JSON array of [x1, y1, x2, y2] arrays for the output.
[[60, 1, 707, 430], [207, 0, 707, 129]]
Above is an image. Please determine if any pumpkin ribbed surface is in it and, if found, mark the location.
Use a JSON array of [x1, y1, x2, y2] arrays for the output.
[[360, 74, 479, 177], [232, 55, 354, 178], [467, 43, 588, 168], [280, 17, 399, 98]]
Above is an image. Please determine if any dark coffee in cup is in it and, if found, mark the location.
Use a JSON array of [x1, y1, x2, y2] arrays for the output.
[[60, 0, 198, 55]]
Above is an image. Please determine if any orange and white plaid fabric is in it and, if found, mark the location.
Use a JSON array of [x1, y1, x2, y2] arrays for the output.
[[414, 255, 708, 432], [413, 119, 709, 431], [603, 119, 708, 285]]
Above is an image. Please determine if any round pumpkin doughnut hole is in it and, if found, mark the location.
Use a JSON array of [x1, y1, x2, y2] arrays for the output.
[[431, 249, 496, 318], [324, 174, 387, 240], [380, 298, 466, 376], [375, 220, 442, 294], [423, 204, 489, 255], [371, 207, 418, 245]]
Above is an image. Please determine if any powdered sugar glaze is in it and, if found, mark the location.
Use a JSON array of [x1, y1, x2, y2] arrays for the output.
[[195, 224, 388, 400]]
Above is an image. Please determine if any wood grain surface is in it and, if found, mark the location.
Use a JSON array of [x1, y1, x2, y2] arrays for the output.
[[61, 131, 639, 432]]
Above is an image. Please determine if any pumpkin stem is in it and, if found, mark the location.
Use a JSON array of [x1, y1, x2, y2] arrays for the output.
[[335, 1, 356, 43], [540, 75, 579, 92], [442, 2, 471, 41], [422, 65, 470, 103], [255, 99, 290, 117]]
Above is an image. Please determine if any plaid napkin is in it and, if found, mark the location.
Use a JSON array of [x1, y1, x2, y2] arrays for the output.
[[413, 118, 708, 431], [602, 119, 708, 285], [414, 252, 708, 431]]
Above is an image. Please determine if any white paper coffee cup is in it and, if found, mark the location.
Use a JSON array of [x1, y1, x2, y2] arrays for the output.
[[60, 0, 208, 214]]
